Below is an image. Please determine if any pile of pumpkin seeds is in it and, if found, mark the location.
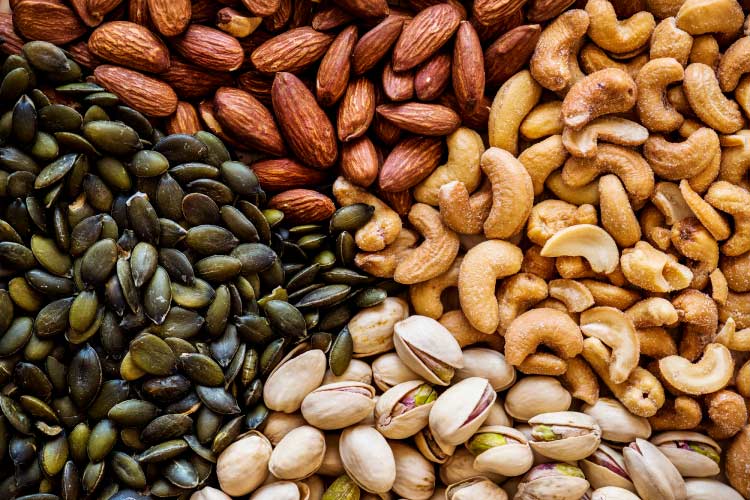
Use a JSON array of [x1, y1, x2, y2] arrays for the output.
[[0, 41, 392, 500]]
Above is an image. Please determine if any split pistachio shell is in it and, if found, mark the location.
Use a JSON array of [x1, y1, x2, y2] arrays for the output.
[[339, 424, 396, 494], [580, 444, 636, 492], [372, 352, 421, 391], [446, 476, 508, 500], [454, 348, 516, 391], [467, 425, 533, 477], [375, 379, 436, 439], [415, 427, 456, 465], [190, 486, 232, 500], [622, 438, 687, 500], [515, 463, 591, 500], [429, 377, 496, 446], [269, 425, 326, 480], [504, 376, 571, 421], [300, 381, 376, 430], [390, 441, 436, 500], [249, 481, 309, 500], [684, 479, 745, 500], [592, 486, 641, 499], [651, 431, 721, 477], [439, 448, 503, 485], [263, 349, 327, 413], [528, 411, 602, 461], [322, 359, 373, 385], [348, 297, 409, 357], [583, 398, 652, 443], [393, 315, 464, 386], [216, 431, 272, 496]]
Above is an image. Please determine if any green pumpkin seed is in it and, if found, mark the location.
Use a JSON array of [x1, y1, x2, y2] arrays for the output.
[[171, 278, 215, 309], [137, 439, 188, 463], [184, 435, 216, 463], [12, 95, 37, 144], [82, 120, 141, 155], [151, 307, 204, 340], [111, 452, 146, 490], [179, 353, 224, 387], [14, 362, 52, 400], [244, 402, 269, 430], [185, 225, 238, 255], [235, 313, 273, 344], [220, 205, 259, 243], [68, 344, 102, 409], [195, 386, 239, 415], [158, 217, 187, 247], [34, 153, 77, 189], [169, 162, 218, 183], [144, 267, 172, 325], [69, 290, 98, 332], [9, 277, 44, 312], [140, 414, 192, 444], [264, 300, 307, 338], [194, 255, 241, 283], [96, 157, 131, 192], [154, 134, 207, 165], [30, 131, 59, 161], [80, 239, 117, 287], [210, 324, 240, 368], [0, 317, 33, 356], [19, 396, 58, 424], [353, 287, 387, 308], [126, 192, 160, 244], [330, 327, 354, 376], [195, 407, 222, 445], [205, 285, 230, 337], [88, 379, 130, 421], [39, 104, 83, 133], [183, 193, 219, 227], [0, 395, 32, 434], [82, 460, 105, 493], [68, 423, 90, 463], [296, 284, 351, 309], [61, 460, 79, 500], [260, 338, 285, 378], [130, 333, 176, 376], [323, 267, 372, 285], [0, 68, 30, 103], [195, 131, 230, 167], [0, 241, 35, 270], [108, 399, 160, 428], [23, 41, 70, 73]]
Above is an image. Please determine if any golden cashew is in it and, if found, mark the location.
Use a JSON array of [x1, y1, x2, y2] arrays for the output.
[[410, 258, 462, 320], [717, 36, 750, 92], [689, 34, 720, 69], [560, 355, 600, 405], [481, 147, 534, 239], [705, 181, 750, 256], [666, 84, 693, 116], [645, 0, 684, 21], [636, 57, 685, 133], [643, 127, 720, 180], [541, 224, 620, 273], [658, 343, 734, 395], [579, 43, 648, 78], [717, 130, 750, 189], [704, 389, 748, 439], [715, 317, 750, 351], [530, 9, 591, 92], [672, 289, 719, 361], [649, 17, 694, 66], [626, 297, 679, 328], [581, 306, 641, 384], [675, 0, 744, 34], [488, 71, 542, 156], [546, 170, 601, 205], [519, 135, 570, 196], [414, 128, 484, 206], [679, 180, 732, 240], [438, 310, 505, 351], [640, 204, 673, 250], [683, 63, 745, 134], [600, 174, 642, 247], [678, 117, 703, 138], [521, 245, 557, 280], [648, 396, 703, 430], [621, 241, 694, 292], [586, 0, 656, 54], [520, 101, 564, 140], [638, 327, 679, 358], [583, 336, 666, 417], [504, 307, 584, 374], [735, 76, 750, 121], [527, 200, 598, 246], [354, 228, 418, 278], [686, 146, 721, 194], [726, 425, 750, 498], [561, 68, 638, 130], [651, 181, 693, 225], [496, 273, 549, 334], [670, 217, 719, 290], [333, 176, 402, 252], [710, 268, 729, 305], [581, 279, 642, 309], [557, 256, 599, 279], [736, 359, 750, 397], [721, 253, 750, 292], [562, 144, 655, 203], [459, 240, 524, 334], [549, 279, 596, 312], [720, 291, 750, 329], [393, 203, 460, 285], [438, 181, 492, 235], [562, 117, 648, 158]]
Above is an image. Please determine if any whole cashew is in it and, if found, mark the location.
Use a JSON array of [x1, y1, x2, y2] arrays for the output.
[[586, 0, 656, 54], [721, 253, 750, 292], [560, 355, 600, 405], [481, 147, 534, 239], [672, 289, 719, 361], [648, 396, 702, 430], [580, 306, 641, 384], [561, 68, 637, 130], [689, 34, 720, 68], [562, 117, 649, 158], [488, 70, 542, 155], [643, 127, 720, 180], [546, 170, 601, 205], [636, 57, 685, 133], [541, 224, 620, 274], [600, 174, 641, 247], [649, 18, 693, 66], [438, 310, 505, 351], [519, 135, 570, 196], [670, 217, 719, 290], [720, 292, 750, 329], [658, 343, 734, 395], [410, 258, 462, 320], [679, 180, 731, 241], [459, 240, 524, 334], [497, 273, 549, 334], [579, 43, 648, 78], [354, 228, 418, 278], [683, 63, 744, 134], [530, 9, 591, 92], [704, 389, 748, 439], [717, 130, 750, 189], [393, 203, 460, 285], [675, 0, 744, 35], [581, 279, 641, 309], [717, 36, 750, 92], [726, 425, 750, 498], [651, 181, 693, 225], [520, 101, 564, 140], [686, 147, 721, 194], [438, 181, 492, 235], [705, 181, 750, 256]]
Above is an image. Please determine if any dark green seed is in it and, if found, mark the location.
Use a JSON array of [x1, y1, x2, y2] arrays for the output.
[[111, 451, 146, 490], [335, 232, 357, 267], [169, 162, 218, 183], [241, 379, 263, 408], [88, 419, 117, 462], [330, 327, 354, 376], [323, 267, 373, 285], [80, 239, 117, 287], [186, 225, 238, 255], [244, 403, 269, 430], [220, 205, 259, 243], [260, 338, 285, 378], [0, 395, 32, 434], [205, 285, 230, 337], [137, 439, 188, 463], [144, 267, 172, 325], [68, 423, 90, 463], [194, 255, 241, 283], [23, 41, 70, 73], [154, 134, 207, 165], [235, 313, 274, 344], [179, 353, 224, 387], [38, 104, 83, 133], [154, 173, 184, 221], [30, 131, 59, 161], [61, 461, 79, 500], [68, 344, 102, 409], [127, 193, 160, 244], [164, 458, 199, 489], [34, 153, 77, 189], [140, 414, 192, 444], [88, 379, 130, 421], [184, 435, 216, 463], [0, 68, 30, 103], [0, 317, 33, 356], [353, 287, 388, 308], [69, 290, 98, 332], [129, 333, 176, 376], [265, 300, 307, 338], [195, 386, 240, 415], [130, 150, 168, 178], [12, 95, 37, 144], [182, 192, 219, 227], [14, 362, 52, 400], [82, 460, 105, 493], [210, 324, 240, 368], [296, 284, 351, 308], [0, 241, 35, 270], [82, 120, 142, 155]]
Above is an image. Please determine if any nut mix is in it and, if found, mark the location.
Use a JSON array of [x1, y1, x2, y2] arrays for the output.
[[0, 0, 750, 498]]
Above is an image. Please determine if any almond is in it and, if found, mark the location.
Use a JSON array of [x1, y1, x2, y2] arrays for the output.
[[264, 0, 291, 32], [70, 0, 102, 27], [213, 86, 286, 156], [472, 0, 529, 26], [415, 52, 451, 101], [86, 0, 124, 25], [242, 0, 280, 17], [332, 0, 389, 19], [166, 101, 201, 135], [94, 65, 178, 117], [472, 9, 523, 41], [377, 102, 460, 136], [526, 0, 578, 22], [88, 21, 170, 73], [382, 62, 414, 102], [311, 6, 353, 31], [0, 13, 23, 55], [66, 41, 102, 68], [251, 27, 333, 74], [373, 112, 402, 145], [290, 0, 315, 29], [341, 135, 379, 187], [147, 0, 190, 36], [272, 72, 338, 169], [172, 25, 244, 72], [13, 0, 87, 45], [161, 57, 233, 99], [407, 0, 468, 18], [237, 70, 274, 105], [250, 158, 328, 191], [268, 189, 336, 224], [316, 25, 358, 107], [189, 0, 219, 23], [352, 15, 405, 75], [128, 0, 151, 26], [197, 99, 245, 151], [337, 76, 376, 142], [392, 4, 461, 72], [484, 24, 541, 88], [379, 135, 443, 191], [379, 188, 413, 217], [452, 21, 485, 114]]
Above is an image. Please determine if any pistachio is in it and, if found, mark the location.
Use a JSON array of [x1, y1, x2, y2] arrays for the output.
[[454, 348, 516, 391], [216, 432, 272, 496], [516, 463, 591, 500], [684, 479, 745, 500], [415, 427, 456, 464], [269, 425, 326, 480], [467, 425, 533, 477], [322, 475, 361, 500], [528, 411, 602, 461], [371, 352, 421, 392], [391, 441, 436, 499], [446, 476, 508, 500], [348, 297, 409, 358], [504, 376, 572, 421], [591, 486, 641, 499], [651, 431, 721, 477], [393, 315, 464, 386], [339, 425, 396, 494], [583, 398, 652, 443], [263, 349, 327, 413], [623, 438, 687, 500], [301, 381, 376, 430], [580, 444, 636, 492], [375, 380, 437, 439], [429, 377, 496, 446]]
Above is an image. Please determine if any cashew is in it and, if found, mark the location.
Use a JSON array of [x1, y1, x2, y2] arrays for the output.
[[687, 147, 721, 194], [648, 396, 703, 430], [521, 245, 557, 280], [562, 117, 648, 158], [635, 57, 685, 132], [670, 217, 719, 290], [621, 241, 694, 292], [720, 291, 750, 329], [410, 258, 462, 320], [541, 224, 620, 273], [727, 425, 750, 499], [562, 145, 655, 203], [649, 18, 694, 66], [679, 180, 732, 240], [640, 204, 673, 250], [710, 268, 729, 305], [414, 128, 484, 206], [580, 43, 648, 78], [530, 9, 591, 92], [627, 297, 679, 328], [488, 70, 542, 155], [504, 308, 584, 375], [549, 279, 595, 312], [688, 34, 720, 68], [651, 182, 692, 225], [600, 174, 642, 247], [658, 343, 734, 395], [683, 63, 744, 134], [737, 360, 750, 397], [645, 0, 684, 19], [678, 117, 703, 138], [717, 36, 750, 92], [643, 127, 720, 180], [560, 355, 600, 405], [704, 389, 748, 439], [496, 273, 549, 333], [586, 0, 656, 54], [666, 84, 693, 116], [527, 200, 598, 246], [520, 101, 564, 140], [705, 181, 750, 256], [583, 337, 666, 417], [721, 254, 750, 292], [581, 279, 642, 309], [481, 147, 534, 239], [675, 0, 744, 34], [354, 229, 418, 278], [717, 130, 750, 189], [716, 318, 750, 351], [736, 76, 750, 122], [333, 176, 402, 252], [581, 306, 641, 384], [459, 240, 524, 334], [393, 203, 460, 285], [673, 289, 719, 361], [638, 327, 679, 358], [561, 68, 638, 130], [546, 170, 601, 205], [519, 135, 570, 196], [557, 256, 599, 279], [438, 310, 505, 351]]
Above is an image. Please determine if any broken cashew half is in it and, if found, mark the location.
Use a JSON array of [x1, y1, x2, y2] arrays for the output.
[[546, 171, 601, 205], [481, 147, 534, 239], [530, 9, 590, 92], [672, 289, 719, 361], [648, 396, 703, 431], [560, 355, 600, 405], [715, 317, 750, 351], [580, 306, 640, 384], [527, 200, 598, 246], [521, 101, 564, 140], [540, 224, 619, 274], [626, 297, 678, 328], [643, 127, 720, 180], [620, 241, 694, 292], [658, 343, 734, 395], [354, 228, 417, 278], [649, 18, 693, 66], [438, 310, 505, 351], [679, 180, 731, 241], [561, 68, 637, 130], [562, 116, 648, 158], [549, 279, 595, 313]]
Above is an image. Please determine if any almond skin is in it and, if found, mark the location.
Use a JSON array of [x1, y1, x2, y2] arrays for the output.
[[379, 188, 413, 217], [415, 52, 451, 101], [352, 15, 405, 75], [264, 0, 292, 32], [128, 0, 151, 26], [242, 0, 281, 17], [172, 25, 244, 72], [147, 0, 191, 36], [526, 0, 578, 21], [251, 27, 333, 74], [213, 86, 286, 156], [317, 25, 358, 107], [0, 13, 24, 55], [379, 135, 443, 191], [13, 0, 88, 45], [161, 57, 233, 100], [268, 189, 336, 224], [312, 6, 354, 31], [341, 135, 379, 187], [88, 21, 171, 74], [392, 4, 462, 72], [87, 0, 124, 24], [94, 65, 178, 117], [473, 0, 530, 26], [382, 62, 414, 102], [166, 101, 201, 135], [452, 21, 485, 114], [484, 24, 541, 88], [272, 72, 338, 169], [66, 41, 102, 68], [238, 70, 274, 105], [377, 103, 460, 136], [337, 76, 376, 142], [250, 158, 328, 191], [197, 100, 246, 151], [472, 9, 524, 41], [332, 0, 389, 19], [70, 0, 103, 28]]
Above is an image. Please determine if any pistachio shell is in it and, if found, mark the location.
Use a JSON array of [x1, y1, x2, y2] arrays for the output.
[[390, 441, 436, 500], [623, 438, 687, 500], [439, 448, 500, 485], [454, 348, 516, 391], [583, 398, 651, 443], [263, 349, 326, 413], [322, 359, 373, 386], [429, 377, 496, 446], [469, 425, 534, 477], [375, 379, 435, 439], [249, 481, 308, 500], [348, 297, 408, 358], [339, 425, 396, 494], [504, 376, 572, 421], [216, 432, 272, 496], [651, 432, 721, 477], [446, 476, 508, 500], [301, 381, 376, 430], [684, 479, 745, 500], [269, 425, 326, 480], [372, 352, 421, 392], [516, 463, 590, 500], [580, 444, 635, 492], [528, 411, 602, 462]]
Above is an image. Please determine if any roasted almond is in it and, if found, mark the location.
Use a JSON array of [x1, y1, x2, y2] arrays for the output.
[[352, 15, 405, 75], [472, 9, 524, 41], [166, 101, 201, 135], [250, 158, 328, 191], [377, 102, 460, 136], [379, 135, 443, 191], [340, 135, 379, 187], [86, 0, 124, 25], [13, 0, 88, 45], [213, 86, 286, 156], [242, 0, 281, 17], [172, 25, 244, 72], [408, 0, 468, 18], [88, 21, 170, 73], [128, 0, 151, 26], [332, 0, 389, 19], [382, 62, 414, 102], [189, 0, 220, 23], [526, 0, 578, 22], [312, 6, 354, 31], [264, 0, 291, 32], [392, 4, 461, 72], [484, 24, 541, 88], [415, 52, 451, 101], [69, 0, 103, 27], [251, 27, 333, 74], [379, 187, 413, 217], [317, 25, 358, 107], [161, 57, 233, 99], [452, 21, 485, 114], [0, 13, 23, 55], [290, 0, 315, 28], [337, 76, 376, 142], [94, 65, 178, 117], [237, 70, 274, 105], [268, 189, 336, 224], [197, 99, 245, 151], [473, 0, 529, 26], [147, 0, 191, 36], [66, 41, 102, 68]]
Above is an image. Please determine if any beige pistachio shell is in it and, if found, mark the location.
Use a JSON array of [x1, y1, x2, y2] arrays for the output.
[[583, 398, 652, 443], [484, 399, 513, 427], [375, 380, 434, 439], [323, 359, 373, 385], [393, 315, 464, 386], [592, 486, 641, 500], [504, 376, 571, 421], [651, 432, 721, 477], [317, 434, 345, 477], [216, 431, 272, 496], [260, 412, 307, 446], [528, 411, 602, 462], [302, 475, 324, 500], [454, 348, 516, 391], [390, 441, 437, 500], [415, 427, 456, 464], [339, 425, 396, 494], [446, 476, 508, 500], [470, 425, 533, 477], [263, 349, 327, 413], [349, 297, 409, 357], [372, 352, 422, 391], [579, 444, 635, 492], [269, 425, 326, 480], [623, 438, 687, 500], [190, 486, 232, 500], [429, 377, 496, 446], [300, 381, 376, 430], [249, 481, 309, 500], [515, 473, 590, 500], [439, 448, 505, 486], [684, 479, 745, 500]]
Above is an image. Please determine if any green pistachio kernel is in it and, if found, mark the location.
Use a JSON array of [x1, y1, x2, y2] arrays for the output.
[[467, 433, 508, 456], [556, 463, 586, 479]]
